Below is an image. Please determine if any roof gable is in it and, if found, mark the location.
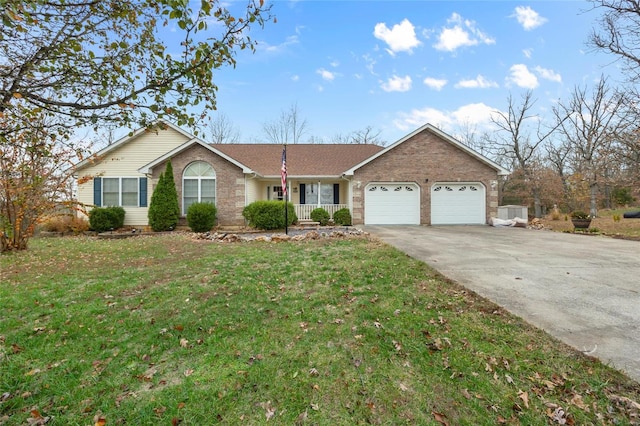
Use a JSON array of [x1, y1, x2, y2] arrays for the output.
[[73, 120, 195, 172], [344, 124, 509, 176], [138, 139, 254, 175]]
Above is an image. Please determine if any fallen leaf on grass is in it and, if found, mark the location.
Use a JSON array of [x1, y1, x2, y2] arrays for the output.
[[184, 369, 194, 377], [179, 338, 189, 348], [518, 390, 529, 408], [570, 393, 588, 411], [27, 409, 51, 425], [432, 411, 449, 425], [259, 401, 276, 421]]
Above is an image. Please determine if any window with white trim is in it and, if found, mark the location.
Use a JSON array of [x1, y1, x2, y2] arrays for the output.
[[183, 161, 216, 214]]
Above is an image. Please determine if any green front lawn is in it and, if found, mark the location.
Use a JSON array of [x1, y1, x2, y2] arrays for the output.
[[1, 235, 639, 425]]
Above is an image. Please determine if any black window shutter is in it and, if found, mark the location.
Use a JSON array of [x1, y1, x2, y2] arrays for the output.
[[300, 184, 306, 204], [93, 177, 102, 206], [333, 183, 340, 204], [139, 177, 147, 207]]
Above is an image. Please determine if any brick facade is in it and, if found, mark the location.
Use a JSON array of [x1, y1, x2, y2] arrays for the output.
[[151, 145, 246, 226], [351, 130, 500, 225]]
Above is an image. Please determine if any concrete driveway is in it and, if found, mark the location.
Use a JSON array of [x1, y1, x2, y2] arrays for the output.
[[364, 225, 640, 383]]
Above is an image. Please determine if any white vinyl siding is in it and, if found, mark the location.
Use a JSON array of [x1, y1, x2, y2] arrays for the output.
[[76, 126, 190, 225]]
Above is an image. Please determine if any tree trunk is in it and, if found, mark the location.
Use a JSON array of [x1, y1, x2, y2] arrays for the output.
[[590, 182, 598, 217], [533, 187, 542, 218]]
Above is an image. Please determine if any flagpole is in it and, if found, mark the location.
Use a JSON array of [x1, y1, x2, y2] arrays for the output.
[[282, 143, 288, 235]]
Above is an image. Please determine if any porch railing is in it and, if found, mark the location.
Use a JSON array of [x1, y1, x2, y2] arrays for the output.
[[294, 204, 348, 221]]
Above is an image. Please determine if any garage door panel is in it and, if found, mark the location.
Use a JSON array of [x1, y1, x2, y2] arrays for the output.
[[431, 183, 485, 225], [365, 183, 420, 225]]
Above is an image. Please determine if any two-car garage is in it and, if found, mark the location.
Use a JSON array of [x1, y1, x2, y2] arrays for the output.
[[364, 182, 486, 225]]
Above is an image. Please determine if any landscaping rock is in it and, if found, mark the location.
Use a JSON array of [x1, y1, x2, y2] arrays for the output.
[[192, 227, 368, 243]]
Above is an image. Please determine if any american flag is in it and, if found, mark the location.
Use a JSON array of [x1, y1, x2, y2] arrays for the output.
[[281, 146, 287, 197]]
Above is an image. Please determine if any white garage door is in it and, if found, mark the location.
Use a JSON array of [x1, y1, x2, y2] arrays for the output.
[[365, 183, 420, 225], [431, 183, 485, 225]]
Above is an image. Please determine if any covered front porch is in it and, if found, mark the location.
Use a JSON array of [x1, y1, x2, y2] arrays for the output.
[[256, 179, 352, 222]]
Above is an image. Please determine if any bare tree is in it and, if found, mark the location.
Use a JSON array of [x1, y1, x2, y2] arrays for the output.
[[263, 103, 309, 144], [554, 76, 632, 216], [453, 120, 493, 157], [331, 126, 385, 145], [545, 139, 573, 210], [589, 0, 640, 84], [490, 91, 561, 217], [207, 113, 241, 144], [350, 126, 385, 145]]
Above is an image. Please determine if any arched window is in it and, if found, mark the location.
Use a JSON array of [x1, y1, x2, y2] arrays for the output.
[[183, 161, 216, 214]]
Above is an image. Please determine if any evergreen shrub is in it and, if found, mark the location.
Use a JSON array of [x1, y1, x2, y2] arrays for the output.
[[310, 207, 330, 225], [243, 201, 297, 230], [89, 206, 125, 232], [148, 160, 180, 231], [332, 208, 352, 226], [187, 202, 217, 232]]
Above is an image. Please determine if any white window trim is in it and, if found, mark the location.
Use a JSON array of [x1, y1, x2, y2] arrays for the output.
[[182, 162, 216, 215]]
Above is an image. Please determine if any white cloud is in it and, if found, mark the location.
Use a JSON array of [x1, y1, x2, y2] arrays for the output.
[[434, 13, 495, 52], [330, 60, 340, 68], [523, 48, 533, 59], [291, 75, 300, 82], [373, 18, 421, 55], [423, 77, 448, 91], [261, 35, 299, 54], [451, 103, 498, 125], [454, 75, 499, 89], [394, 102, 498, 132], [381, 75, 412, 92], [534, 66, 562, 83], [317, 68, 336, 81], [513, 6, 547, 31], [507, 64, 539, 89]]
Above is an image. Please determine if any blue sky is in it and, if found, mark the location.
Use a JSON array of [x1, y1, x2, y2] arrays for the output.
[[186, 1, 621, 145]]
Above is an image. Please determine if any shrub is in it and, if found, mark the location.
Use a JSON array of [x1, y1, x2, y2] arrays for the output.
[[40, 215, 90, 234], [332, 208, 352, 226], [148, 160, 180, 231], [310, 207, 330, 226], [89, 207, 126, 232], [187, 202, 217, 233], [242, 201, 297, 230], [612, 187, 635, 207], [109, 206, 125, 228]]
